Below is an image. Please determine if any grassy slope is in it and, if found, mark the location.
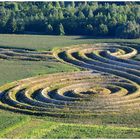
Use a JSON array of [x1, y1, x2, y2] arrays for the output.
[[0, 110, 140, 138], [0, 34, 140, 138], [1, 114, 140, 138], [5, 124, 140, 138]]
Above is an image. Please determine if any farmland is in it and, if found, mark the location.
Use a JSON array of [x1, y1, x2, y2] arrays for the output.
[[0, 34, 140, 138]]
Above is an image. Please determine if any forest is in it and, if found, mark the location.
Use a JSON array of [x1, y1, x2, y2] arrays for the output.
[[0, 2, 140, 38]]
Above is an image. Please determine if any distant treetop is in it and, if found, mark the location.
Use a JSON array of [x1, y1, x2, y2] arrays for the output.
[[0, 1, 140, 39]]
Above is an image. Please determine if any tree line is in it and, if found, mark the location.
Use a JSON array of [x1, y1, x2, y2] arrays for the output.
[[0, 2, 140, 38]]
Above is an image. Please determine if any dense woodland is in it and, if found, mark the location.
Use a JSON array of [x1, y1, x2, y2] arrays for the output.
[[0, 2, 140, 38]]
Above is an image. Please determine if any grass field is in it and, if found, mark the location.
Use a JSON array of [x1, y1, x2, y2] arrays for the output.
[[1, 34, 140, 51], [0, 60, 79, 86], [0, 34, 140, 138]]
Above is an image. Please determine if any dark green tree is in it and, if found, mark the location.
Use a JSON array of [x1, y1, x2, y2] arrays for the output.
[[6, 16, 17, 33], [0, 7, 10, 32], [85, 24, 93, 35], [46, 23, 53, 34], [116, 21, 140, 38], [58, 23, 65, 35], [78, 11, 85, 19], [98, 24, 108, 35], [16, 18, 25, 33], [58, 10, 64, 19], [88, 9, 93, 18], [55, 2, 60, 9]]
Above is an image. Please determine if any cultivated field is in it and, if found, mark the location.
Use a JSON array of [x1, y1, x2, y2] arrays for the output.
[[0, 34, 140, 138]]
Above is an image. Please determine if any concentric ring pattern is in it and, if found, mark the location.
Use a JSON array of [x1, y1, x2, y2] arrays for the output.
[[0, 43, 140, 117]]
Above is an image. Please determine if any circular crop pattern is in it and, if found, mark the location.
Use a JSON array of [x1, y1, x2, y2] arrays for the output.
[[0, 43, 140, 117]]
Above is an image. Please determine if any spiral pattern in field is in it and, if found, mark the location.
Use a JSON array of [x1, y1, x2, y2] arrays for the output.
[[0, 43, 140, 117]]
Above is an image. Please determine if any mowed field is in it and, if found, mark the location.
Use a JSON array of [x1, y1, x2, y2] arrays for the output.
[[0, 34, 140, 138]]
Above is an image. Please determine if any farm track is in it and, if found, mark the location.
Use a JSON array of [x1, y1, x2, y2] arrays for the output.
[[0, 43, 140, 118]]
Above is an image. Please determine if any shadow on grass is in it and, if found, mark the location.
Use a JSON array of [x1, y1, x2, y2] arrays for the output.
[[0, 45, 36, 51], [73, 35, 117, 40]]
